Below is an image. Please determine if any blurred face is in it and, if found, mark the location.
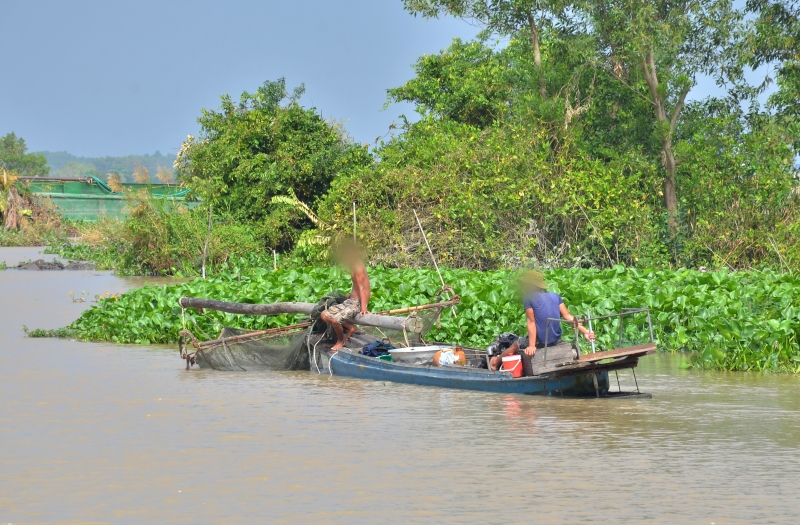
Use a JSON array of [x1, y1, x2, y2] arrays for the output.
[[518, 280, 542, 295], [335, 241, 360, 267]]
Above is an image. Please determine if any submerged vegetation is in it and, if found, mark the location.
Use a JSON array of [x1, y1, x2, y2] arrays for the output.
[[46, 260, 800, 372]]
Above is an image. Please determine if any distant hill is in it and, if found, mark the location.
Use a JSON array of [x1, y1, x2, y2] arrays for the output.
[[36, 151, 177, 184]]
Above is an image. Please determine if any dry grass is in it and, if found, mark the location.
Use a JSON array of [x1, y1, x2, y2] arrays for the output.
[[107, 173, 125, 192], [73, 218, 125, 245], [133, 165, 150, 184], [156, 166, 174, 183]]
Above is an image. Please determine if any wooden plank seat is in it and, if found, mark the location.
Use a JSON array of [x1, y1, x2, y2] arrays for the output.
[[527, 342, 656, 378], [576, 343, 657, 363]]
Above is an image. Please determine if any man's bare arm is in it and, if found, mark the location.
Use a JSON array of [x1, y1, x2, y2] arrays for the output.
[[351, 263, 370, 314], [356, 264, 370, 314], [558, 303, 594, 340], [524, 308, 537, 356]]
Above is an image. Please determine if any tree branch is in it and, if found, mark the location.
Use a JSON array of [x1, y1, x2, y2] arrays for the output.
[[642, 52, 660, 102], [670, 86, 690, 133]]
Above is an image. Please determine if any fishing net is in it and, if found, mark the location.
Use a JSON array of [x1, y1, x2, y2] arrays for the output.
[[178, 292, 458, 372], [180, 325, 312, 372]]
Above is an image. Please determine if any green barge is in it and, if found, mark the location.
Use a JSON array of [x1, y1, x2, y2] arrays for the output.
[[21, 176, 196, 221]]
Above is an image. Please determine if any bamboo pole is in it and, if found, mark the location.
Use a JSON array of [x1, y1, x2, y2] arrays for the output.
[[178, 297, 421, 332], [201, 204, 212, 279], [413, 208, 459, 323]]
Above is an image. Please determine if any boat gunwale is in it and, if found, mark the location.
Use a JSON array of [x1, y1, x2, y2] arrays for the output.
[[332, 344, 648, 383]]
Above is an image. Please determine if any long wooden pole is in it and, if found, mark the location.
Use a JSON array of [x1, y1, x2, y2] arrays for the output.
[[201, 204, 212, 279], [413, 208, 459, 322], [178, 297, 421, 332]]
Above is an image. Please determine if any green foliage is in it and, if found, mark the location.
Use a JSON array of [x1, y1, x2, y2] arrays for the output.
[[674, 99, 800, 268], [44, 243, 117, 270], [0, 261, 6, 270], [307, 23, 798, 271], [319, 114, 664, 269], [0, 169, 69, 245], [745, 0, 800, 122], [388, 38, 513, 127], [176, 78, 372, 250], [23, 326, 76, 338], [58, 263, 800, 372], [50, 191, 261, 276], [0, 133, 49, 177], [0, 227, 68, 248]]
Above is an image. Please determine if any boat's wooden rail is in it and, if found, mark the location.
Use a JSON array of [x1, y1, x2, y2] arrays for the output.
[[530, 342, 655, 377], [576, 343, 656, 363]]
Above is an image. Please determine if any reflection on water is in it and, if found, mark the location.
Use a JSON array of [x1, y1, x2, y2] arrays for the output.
[[1, 249, 799, 524]]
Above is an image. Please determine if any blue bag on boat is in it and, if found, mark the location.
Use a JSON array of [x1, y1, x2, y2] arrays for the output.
[[360, 341, 396, 357]]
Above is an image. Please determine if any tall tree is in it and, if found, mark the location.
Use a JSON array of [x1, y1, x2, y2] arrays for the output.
[[584, 0, 743, 234], [403, 0, 566, 97], [0, 132, 49, 177], [745, 0, 800, 126], [387, 39, 513, 127]]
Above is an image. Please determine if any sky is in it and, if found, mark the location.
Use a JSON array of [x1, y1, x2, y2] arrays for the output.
[[0, 0, 774, 158], [0, 0, 481, 157]]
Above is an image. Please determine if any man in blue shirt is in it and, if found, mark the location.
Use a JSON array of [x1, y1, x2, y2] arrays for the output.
[[488, 271, 594, 370]]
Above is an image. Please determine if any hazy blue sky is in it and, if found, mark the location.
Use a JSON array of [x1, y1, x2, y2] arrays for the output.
[[0, 0, 482, 157], [0, 0, 770, 158]]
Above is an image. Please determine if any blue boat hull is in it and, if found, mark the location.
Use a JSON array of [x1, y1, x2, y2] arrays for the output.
[[329, 351, 609, 396]]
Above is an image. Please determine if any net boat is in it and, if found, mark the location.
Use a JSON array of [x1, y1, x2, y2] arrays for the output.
[[177, 294, 655, 398]]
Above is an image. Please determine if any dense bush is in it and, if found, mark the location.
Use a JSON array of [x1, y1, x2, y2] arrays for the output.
[[319, 117, 665, 269]]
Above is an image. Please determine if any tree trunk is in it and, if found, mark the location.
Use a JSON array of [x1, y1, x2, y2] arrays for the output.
[[3, 185, 23, 231], [178, 297, 423, 333], [641, 52, 687, 236], [527, 11, 546, 97], [662, 142, 679, 234]]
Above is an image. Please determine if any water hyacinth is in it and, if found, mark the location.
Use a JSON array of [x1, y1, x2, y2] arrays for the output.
[[58, 259, 800, 372]]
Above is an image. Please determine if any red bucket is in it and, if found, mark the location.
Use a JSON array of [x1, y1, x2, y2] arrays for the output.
[[502, 355, 523, 378]]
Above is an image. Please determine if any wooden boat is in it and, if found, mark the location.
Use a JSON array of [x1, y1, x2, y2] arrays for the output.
[[326, 308, 656, 398], [328, 342, 654, 398]]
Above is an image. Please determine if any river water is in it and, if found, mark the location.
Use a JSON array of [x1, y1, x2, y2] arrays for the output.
[[1, 247, 799, 524]]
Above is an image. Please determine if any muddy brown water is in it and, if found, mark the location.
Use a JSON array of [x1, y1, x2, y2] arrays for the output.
[[1, 248, 800, 524]]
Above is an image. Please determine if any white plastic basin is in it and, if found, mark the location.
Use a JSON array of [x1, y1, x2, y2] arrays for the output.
[[388, 345, 452, 365]]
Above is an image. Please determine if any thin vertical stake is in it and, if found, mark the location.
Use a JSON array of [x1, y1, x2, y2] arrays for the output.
[[353, 201, 357, 244], [273, 250, 277, 271], [413, 208, 459, 324], [587, 310, 596, 353], [615, 370, 621, 393], [632, 367, 640, 393], [201, 204, 212, 279]]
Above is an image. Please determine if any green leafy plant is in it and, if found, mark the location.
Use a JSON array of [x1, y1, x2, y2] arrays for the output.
[[39, 261, 800, 372], [23, 326, 76, 338]]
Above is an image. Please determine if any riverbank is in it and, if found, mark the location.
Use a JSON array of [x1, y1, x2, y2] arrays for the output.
[[1, 258, 799, 523]]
